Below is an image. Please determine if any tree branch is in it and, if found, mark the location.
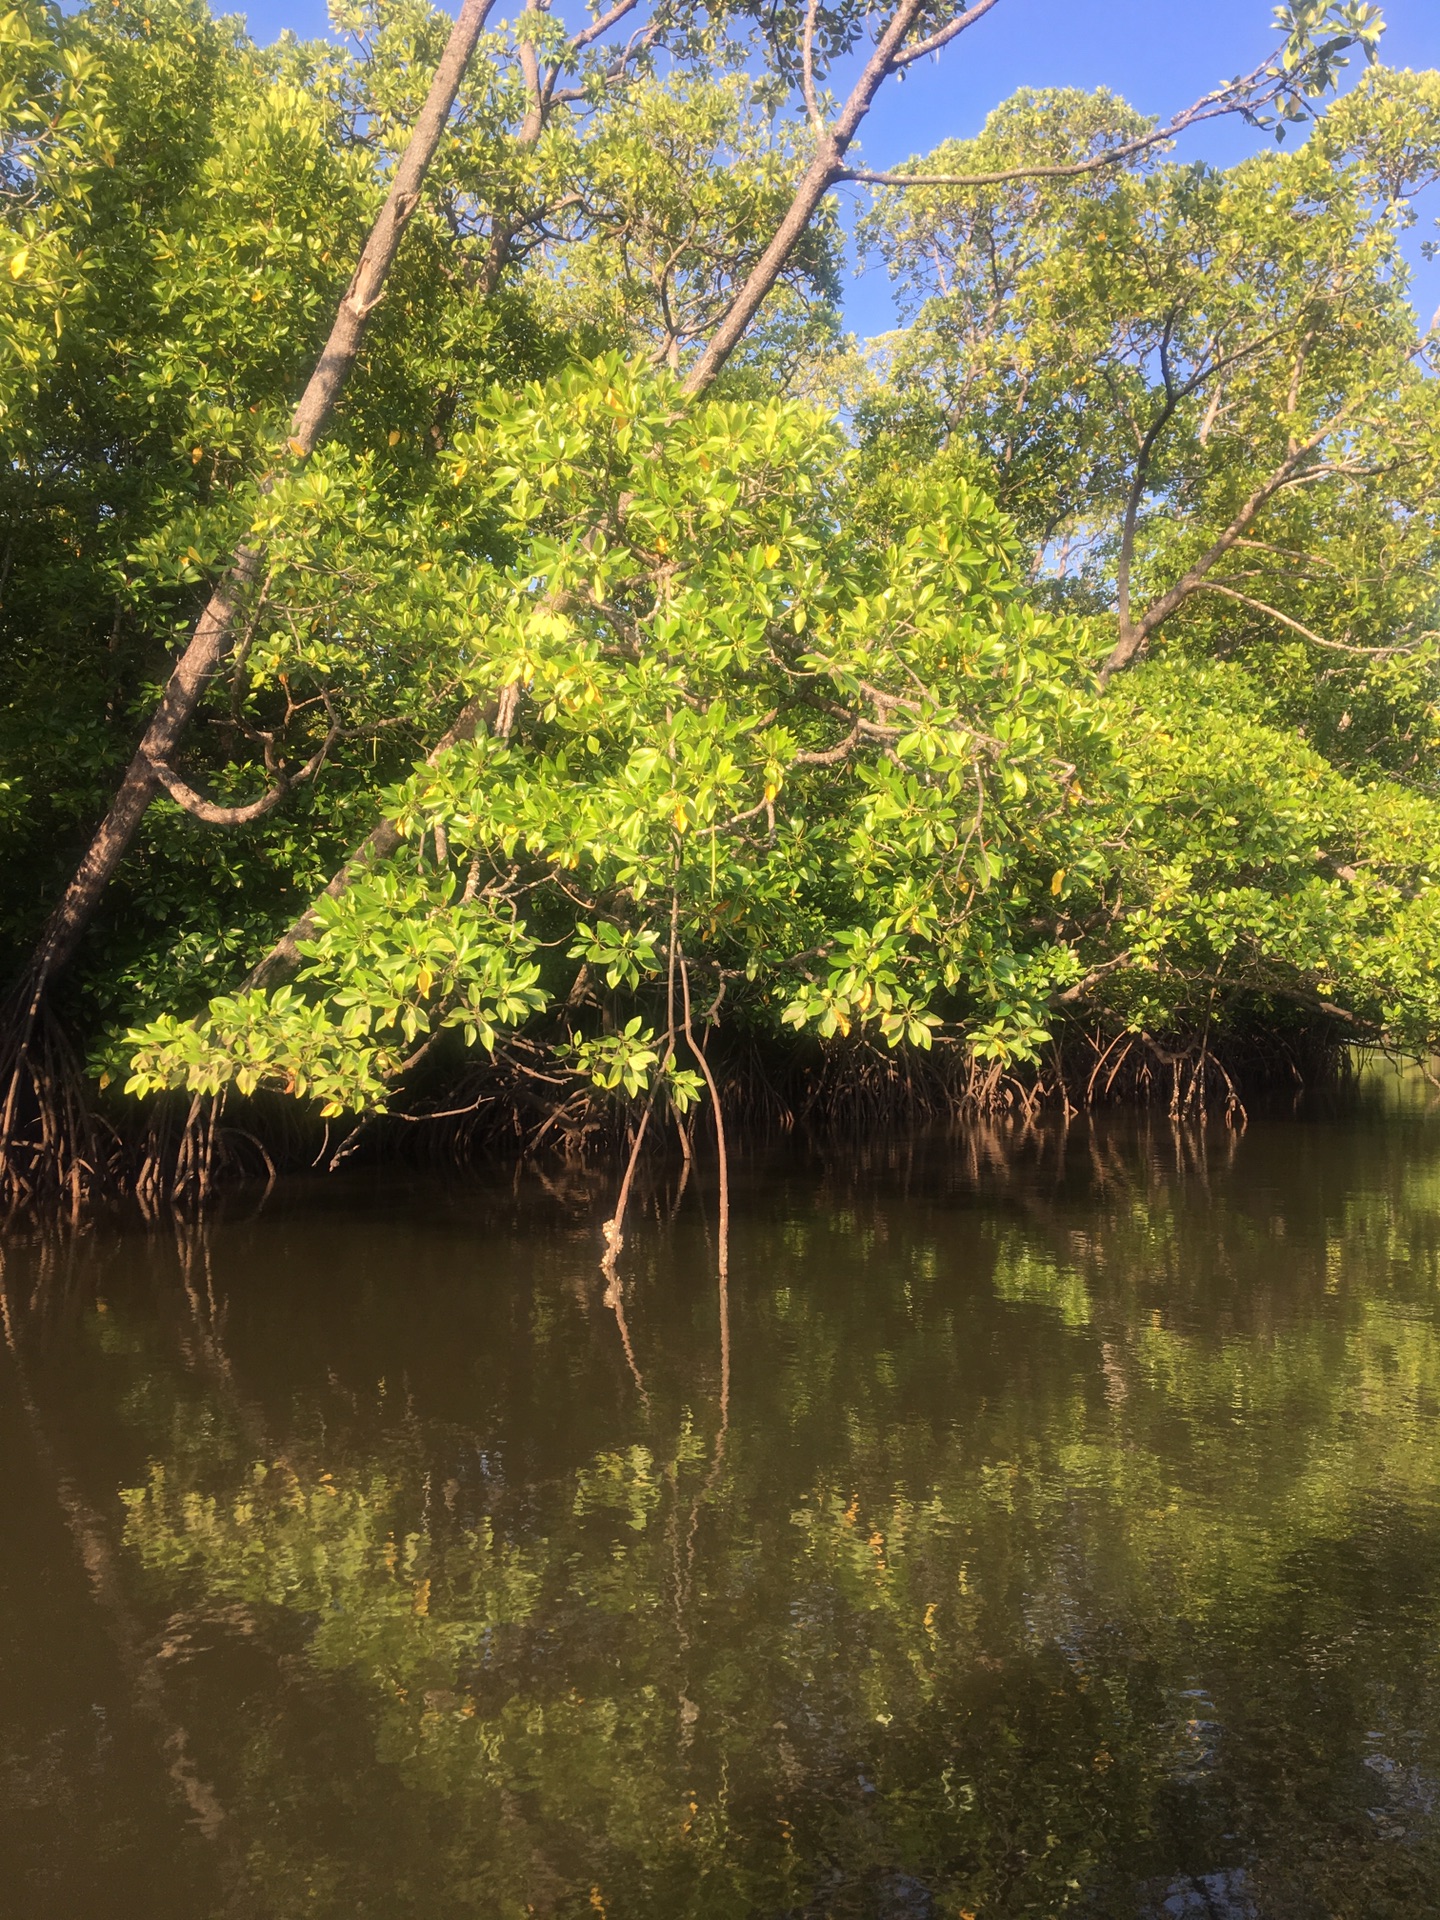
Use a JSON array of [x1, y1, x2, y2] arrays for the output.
[[839, 53, 1311, 186], [1115, 310, 1181, 645], [682, 0, 930, 395], [801, 0, 823, 131], [243, 686, 517, 991], [567, 0, 641, 57], [1099, 390, 1371, 683], [1194, 581, 1423, 656], [890, 0, 1002, 66], [148, 720, 343, 828]]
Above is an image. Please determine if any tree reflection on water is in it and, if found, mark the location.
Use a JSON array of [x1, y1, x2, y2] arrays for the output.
[[5, 1108, 1440, 1917]]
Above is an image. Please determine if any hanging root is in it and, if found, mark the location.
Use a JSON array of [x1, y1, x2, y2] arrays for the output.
[[133, 1090, 247, 1213], [0, 980, 234, 1218], [0, 989, 111, 1217], [600, 1097, 655, 1281], [679, 952, 729, 1282], [0, 975, 1362, 1222]]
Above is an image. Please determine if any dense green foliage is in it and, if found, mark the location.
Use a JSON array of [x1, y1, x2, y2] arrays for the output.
[[125, 366, 1107, 1112], [2, 0, 1439, 1146]]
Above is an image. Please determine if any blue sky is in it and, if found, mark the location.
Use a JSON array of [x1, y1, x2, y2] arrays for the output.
[[235, 0, 1440, 336]]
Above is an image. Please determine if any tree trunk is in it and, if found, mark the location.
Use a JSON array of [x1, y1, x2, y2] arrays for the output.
[[19, 0, 498, 1003], [682, 0, 927, 395]]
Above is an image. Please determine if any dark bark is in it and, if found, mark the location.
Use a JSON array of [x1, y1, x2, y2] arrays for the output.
[[24, 547, 263, 1005]]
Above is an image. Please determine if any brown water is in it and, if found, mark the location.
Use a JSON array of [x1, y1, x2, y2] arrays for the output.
[[4, 1104, 1440, 1919]]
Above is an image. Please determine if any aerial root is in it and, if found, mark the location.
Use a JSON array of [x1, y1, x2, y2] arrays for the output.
[[0, 1005, 1359, 1222], [0, 991, 110, 1219]]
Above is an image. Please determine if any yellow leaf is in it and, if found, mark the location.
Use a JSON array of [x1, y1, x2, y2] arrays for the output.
[[286, 436, 306, 457], [190, 446, 203, 464], [672, 804, 687, 833], [1050, 868, 1066, 896], [388, 429, 401, 447], [416, 966, 433, 995], [9, 246, 28, 279]]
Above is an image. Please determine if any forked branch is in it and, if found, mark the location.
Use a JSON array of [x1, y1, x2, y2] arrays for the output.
[[148, 717, 344, 827]]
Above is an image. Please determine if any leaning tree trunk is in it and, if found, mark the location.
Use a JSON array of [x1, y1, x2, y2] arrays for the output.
[[20, 0, 497, 1004], [0, 0, 496, 1205]]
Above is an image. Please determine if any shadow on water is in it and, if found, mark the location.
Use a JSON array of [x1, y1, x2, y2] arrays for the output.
[[4, 1077, 1440, 1915]]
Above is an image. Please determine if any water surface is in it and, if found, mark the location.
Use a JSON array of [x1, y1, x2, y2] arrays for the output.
[[4, 1106, 1440, 1918]]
